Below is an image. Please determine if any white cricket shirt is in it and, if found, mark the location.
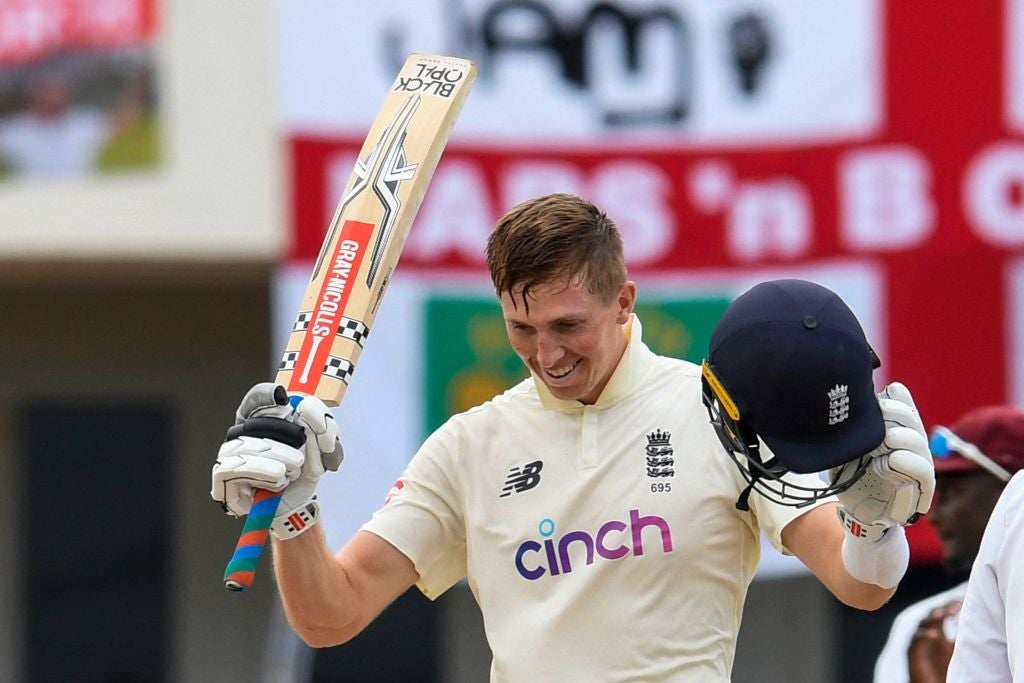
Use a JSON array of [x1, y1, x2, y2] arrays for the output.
[[0, 110, 108, 175], [872, 582, 968, 683], [947, 471, 1024, 682], [362, 316, 832, 682]]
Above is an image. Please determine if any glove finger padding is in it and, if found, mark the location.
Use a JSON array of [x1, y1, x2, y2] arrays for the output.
[[211, 384, 343, 525], [875, 396, 934, 517], [237, 382, 293, 422], [233, 384, 342, 477], [877, 419, 928, 453], [833, 382, 935, 529], [212, 436, 305, 517], [831, 423, 926, 491], [879, 381, 927, 439], [879, 380, 918, 411], [242, 387, 342, 477], [839, 449, 926, 529], [211, 378, 344, 511], [293, 397, 343, 473], [885, 447, 935, 517]]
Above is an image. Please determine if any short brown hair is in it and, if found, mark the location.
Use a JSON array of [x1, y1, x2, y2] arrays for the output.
[[486, 193, 626, 308]]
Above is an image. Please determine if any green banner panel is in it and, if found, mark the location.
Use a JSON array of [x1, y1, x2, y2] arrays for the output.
[[423, 295, 731, 435]]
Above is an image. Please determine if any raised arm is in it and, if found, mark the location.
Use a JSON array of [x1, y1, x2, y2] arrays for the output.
[[787, 382, 935, 610], [211, 383, 419, 646], [783, 503, 896, 609], [273, 527, 418, 647]]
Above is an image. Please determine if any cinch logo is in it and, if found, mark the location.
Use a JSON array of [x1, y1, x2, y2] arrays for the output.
[[514, 509, 673, 581]]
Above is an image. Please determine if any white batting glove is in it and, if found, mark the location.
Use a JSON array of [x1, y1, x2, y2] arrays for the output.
[[831, 381, 935, 539], [211, 383, 342, 538], [829, 382, 933, 588]]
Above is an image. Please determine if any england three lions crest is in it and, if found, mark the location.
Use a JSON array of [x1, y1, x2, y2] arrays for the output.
[[646, 429, 675, 478]]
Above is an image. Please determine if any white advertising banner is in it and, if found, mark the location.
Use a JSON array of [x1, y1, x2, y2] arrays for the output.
[[278, 0, 882, 144]]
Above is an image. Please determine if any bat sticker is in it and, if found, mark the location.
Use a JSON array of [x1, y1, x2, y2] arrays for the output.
[[367, 95, 421, 287]]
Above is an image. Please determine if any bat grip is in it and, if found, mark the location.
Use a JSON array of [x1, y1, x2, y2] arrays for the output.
[[222, 413, 305, 591], [224, 488, 282, 591]]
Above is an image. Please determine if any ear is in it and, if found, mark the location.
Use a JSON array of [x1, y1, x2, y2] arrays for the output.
[[615, 281, 638, 324]]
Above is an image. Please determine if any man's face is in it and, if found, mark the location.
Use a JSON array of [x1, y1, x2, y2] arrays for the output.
[[499, 279, 636, 405], [929, 470, 1005, 577]]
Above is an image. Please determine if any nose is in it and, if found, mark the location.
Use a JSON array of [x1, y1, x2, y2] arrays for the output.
[[535, 332, 565, 367]]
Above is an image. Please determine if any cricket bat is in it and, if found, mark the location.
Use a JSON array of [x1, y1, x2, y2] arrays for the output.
[[223, 53, 477, 591]]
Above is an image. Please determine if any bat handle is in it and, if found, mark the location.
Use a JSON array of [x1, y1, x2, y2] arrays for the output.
[[221, 408, 306, 591], [223, 488, 282, 591]]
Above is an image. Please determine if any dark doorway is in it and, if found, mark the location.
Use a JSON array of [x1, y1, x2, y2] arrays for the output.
[[23, 402, 170, 683]]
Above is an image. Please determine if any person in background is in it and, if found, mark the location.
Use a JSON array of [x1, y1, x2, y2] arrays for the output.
[[0, 62, 155, 177], [872, 405, 1024, 683], [947, 440, 1024, 679], [0, 68, 108, 176]]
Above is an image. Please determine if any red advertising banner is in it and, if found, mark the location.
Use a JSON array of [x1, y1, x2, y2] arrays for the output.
[[0, 0, 157, 64]]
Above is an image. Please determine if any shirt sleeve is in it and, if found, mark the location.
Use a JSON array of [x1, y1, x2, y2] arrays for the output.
[[748, 469, 837, 555], [947, 472, 1024, 682], [871, 584, 968, 683], [872, 605, 919, 683], [360, 423, 467, 600]]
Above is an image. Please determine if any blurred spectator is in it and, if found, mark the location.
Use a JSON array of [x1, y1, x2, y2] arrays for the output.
[[873, 406, 1024, 683], [0, 61, 157, 177], [0, 68, 109, 176]]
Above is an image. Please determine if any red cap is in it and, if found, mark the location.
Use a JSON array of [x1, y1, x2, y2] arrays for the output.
[[934, 406, 1024, 475]]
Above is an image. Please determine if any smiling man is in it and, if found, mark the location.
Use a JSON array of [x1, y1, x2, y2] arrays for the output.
[[213, 193, 934, 681], [488, 195, 636, 406], [498, 277, 633, 404]]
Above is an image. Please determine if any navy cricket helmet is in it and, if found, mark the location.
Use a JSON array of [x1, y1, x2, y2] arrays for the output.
[[701, 279, 885, 509]]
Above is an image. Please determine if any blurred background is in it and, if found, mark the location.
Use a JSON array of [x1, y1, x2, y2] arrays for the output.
[[0, 0, 1020, 681]]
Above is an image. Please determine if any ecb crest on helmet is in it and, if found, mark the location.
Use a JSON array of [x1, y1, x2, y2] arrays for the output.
[[827, 384, 850, 425]]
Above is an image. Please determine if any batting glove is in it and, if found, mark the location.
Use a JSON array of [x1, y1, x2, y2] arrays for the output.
[[211, 383, 343, 538], [831, 381, 934, 540], [828, 382, 933, 588]]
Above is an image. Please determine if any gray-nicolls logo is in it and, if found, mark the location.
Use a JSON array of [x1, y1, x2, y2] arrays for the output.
[[500, 460, 544, 497], [646, 430, 674, 478]]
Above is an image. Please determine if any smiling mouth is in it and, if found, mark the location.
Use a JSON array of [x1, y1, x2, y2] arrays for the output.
[[545, 359, 581, 379]]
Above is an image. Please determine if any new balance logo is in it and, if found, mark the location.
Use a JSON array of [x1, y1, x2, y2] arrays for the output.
[[500, 460, 544, 498]]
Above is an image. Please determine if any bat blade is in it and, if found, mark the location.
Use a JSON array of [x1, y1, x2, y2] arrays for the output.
[[224, 53, 477, 591], [281, 55, 477, 404]]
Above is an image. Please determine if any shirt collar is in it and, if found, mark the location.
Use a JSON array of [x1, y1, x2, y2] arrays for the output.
[[533, 314, 654, 411]]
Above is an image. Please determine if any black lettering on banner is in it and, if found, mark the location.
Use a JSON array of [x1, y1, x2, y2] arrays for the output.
[[377, 2, 778, 125], [479, 0, 691, 124], [728, 12, 772, 94]]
